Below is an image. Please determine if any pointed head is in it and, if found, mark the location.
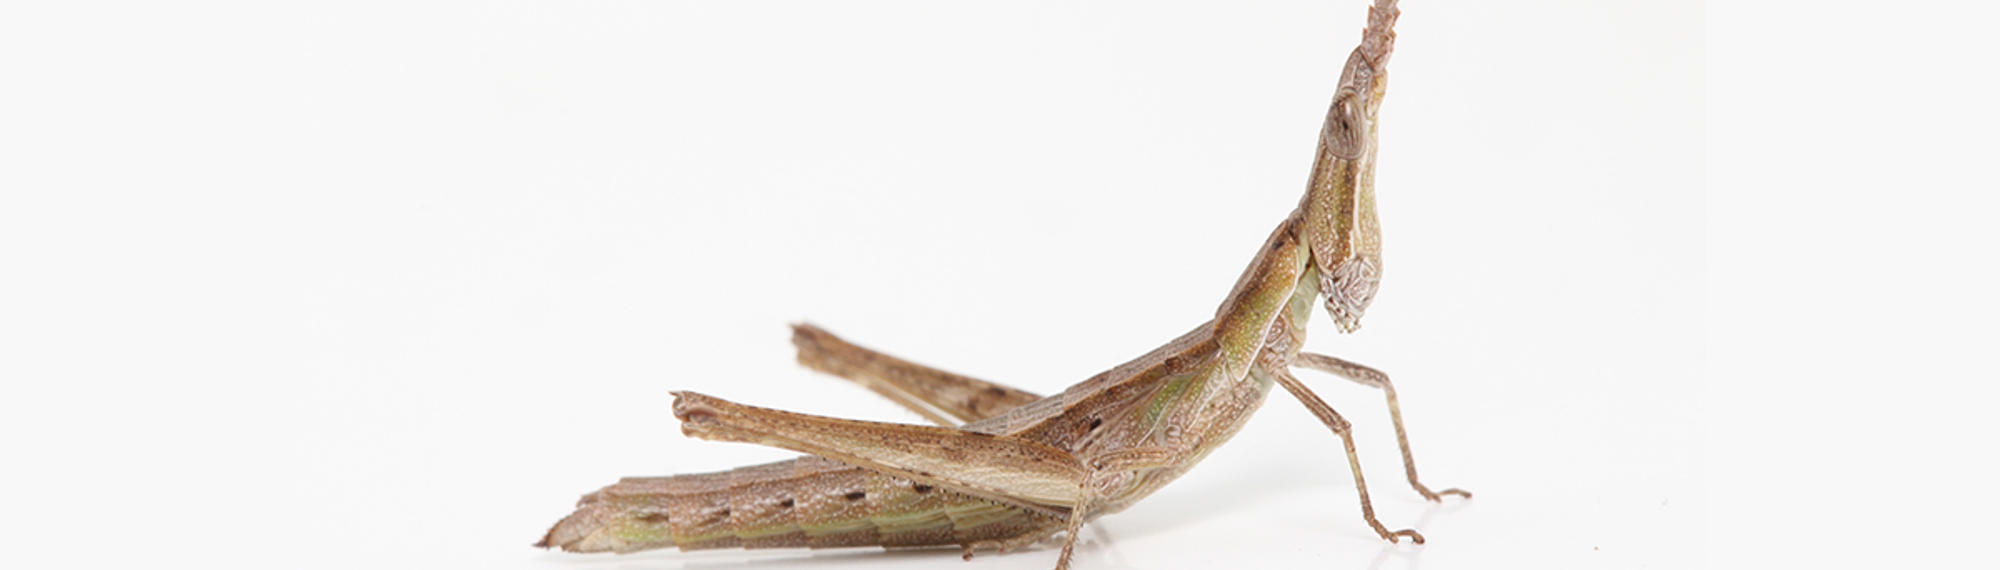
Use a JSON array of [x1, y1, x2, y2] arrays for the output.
[[1325, 0, 1398, 160], [1303, 0, 1399, 333]]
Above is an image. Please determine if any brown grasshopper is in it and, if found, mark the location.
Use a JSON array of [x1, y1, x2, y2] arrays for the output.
[[537, 1, 1466, 567]]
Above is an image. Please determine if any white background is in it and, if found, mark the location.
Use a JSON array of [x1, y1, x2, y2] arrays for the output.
[[4, 1, 1992, 569]]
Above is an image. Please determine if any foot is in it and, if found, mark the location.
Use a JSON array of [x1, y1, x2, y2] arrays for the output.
[[1414, 482, 1472, 502], [1368, 520, 1427, 544]]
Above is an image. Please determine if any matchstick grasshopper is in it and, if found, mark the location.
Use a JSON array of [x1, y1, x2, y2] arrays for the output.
[[538, 2, 1466, 568]]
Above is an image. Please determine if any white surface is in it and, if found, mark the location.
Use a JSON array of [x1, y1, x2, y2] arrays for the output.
[[0, 1, 1715, 569], [1704, 3, 2000, 569]]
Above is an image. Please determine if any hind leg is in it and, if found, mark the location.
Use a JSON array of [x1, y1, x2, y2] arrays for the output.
[[792, 323, 1043, 426]]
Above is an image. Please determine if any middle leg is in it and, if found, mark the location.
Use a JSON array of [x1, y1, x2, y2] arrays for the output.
[[1270, 365, 1426, 543]]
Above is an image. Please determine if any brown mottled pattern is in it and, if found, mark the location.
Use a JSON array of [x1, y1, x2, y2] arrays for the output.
[[731, 463, 806, 548], [792, 323, 1042, 426], [539, 1, 1434, 564], [662, 471, 738, 550], [795, 460, 879, 548], [541, 455, 1059, 553]]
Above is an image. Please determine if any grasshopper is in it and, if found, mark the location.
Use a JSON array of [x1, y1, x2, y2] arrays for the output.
[[538, 1, 1466, 567]]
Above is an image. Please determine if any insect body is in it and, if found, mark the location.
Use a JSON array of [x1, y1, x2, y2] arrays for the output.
[[538, 2, 1466, 568]]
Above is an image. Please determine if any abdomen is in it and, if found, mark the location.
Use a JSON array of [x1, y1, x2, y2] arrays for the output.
[[538, 455, 1059, 553]]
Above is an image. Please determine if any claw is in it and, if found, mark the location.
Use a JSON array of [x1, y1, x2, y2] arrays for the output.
[[1386, 528, 1425, 544], [1415, 483, 1473, 502], [1368, 518, 1427, 544]]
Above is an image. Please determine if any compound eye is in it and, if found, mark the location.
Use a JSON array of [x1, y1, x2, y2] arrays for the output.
[[1323, 88, 1367, 160]]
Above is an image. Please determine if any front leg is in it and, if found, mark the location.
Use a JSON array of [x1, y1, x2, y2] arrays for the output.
[[1294, 351, 1470, 502], [1269, 366, 1425, 543]]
